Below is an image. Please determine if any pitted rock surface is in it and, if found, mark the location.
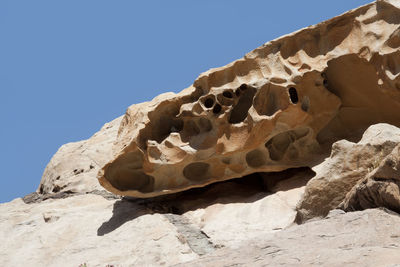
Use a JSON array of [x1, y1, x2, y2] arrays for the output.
[[99, 0, 400, 197]]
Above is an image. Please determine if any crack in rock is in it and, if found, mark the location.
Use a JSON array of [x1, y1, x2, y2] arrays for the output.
[[164, 213, 215, 256], [22, 190, 121, 204]]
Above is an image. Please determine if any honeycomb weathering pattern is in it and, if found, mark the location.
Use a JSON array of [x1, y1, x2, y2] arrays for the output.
[[98, 0, 400, 198]]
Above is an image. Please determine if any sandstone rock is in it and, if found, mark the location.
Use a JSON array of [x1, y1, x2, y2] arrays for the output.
[[341, 143, 400, 212], [4, 2, 400, 266], [296, 123, 400, 222], [99, 0, 400, 198], [0, 194, 198, 266], [177, 208, 400, 267], [0, 171, 310, 266], [39, 116, 122, 195]]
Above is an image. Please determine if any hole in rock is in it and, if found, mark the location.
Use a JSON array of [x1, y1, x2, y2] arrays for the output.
[[229, 85, 257, 124], [108, 168, 154, 193], [265, 128, 309, 161], [246, 150, 266, 168], [138, 102, 181, 149], [170, 119, 184, 133], [239, 84, 248, 91], [183, 162, 210, 181], [288, 87, 298, 104], [52, 185, 61, 193], [104, 151, 155, 193], [198, 117, 212, 132], [253, 84, 287, 117], [182, 120, 200, 138], [204, 98, 214, 108], [223, 91, 233, 98], [152, 117, 183, 143], [213, 104, 222, 114]]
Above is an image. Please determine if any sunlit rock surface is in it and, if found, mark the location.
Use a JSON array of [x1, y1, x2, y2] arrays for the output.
[[2, 1, 400, 266], [99, 0, 400, 198], [297, 123, 400, 222]]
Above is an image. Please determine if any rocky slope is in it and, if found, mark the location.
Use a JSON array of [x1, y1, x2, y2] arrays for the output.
[[177, 208, 400, 267], [1, 1, 400, 266]]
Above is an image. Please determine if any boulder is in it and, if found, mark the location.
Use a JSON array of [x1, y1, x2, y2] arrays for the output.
[[341, 143, 400, 213], [296, 123, 400, 222]]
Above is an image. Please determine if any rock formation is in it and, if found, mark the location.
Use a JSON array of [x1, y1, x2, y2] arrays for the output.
[[39, 116, 122, 195], [177, 208, 400, 267], [1, 1, 400, 266], [296, 123, 400, 222], [98, 0, 400, 198], [341, 142, 400, 213]]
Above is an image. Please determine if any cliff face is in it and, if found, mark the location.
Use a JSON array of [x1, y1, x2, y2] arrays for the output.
[[2, 1, 400, 266], [98, 0, 400, 198]]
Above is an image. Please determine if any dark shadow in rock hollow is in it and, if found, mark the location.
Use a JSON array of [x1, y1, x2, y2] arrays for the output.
[[97, 167, 315, 236]]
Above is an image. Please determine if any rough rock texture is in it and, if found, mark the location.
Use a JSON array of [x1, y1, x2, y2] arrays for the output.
[[0, 194, 197, 266], [176, 208, 400, 267], [297, 123, 400, 222], [0, 173, 309, 266], [341, 143, 400, 212], [99, 0, 400, 198], [39, 116, 122, 195], [2, 1, 400, 267]]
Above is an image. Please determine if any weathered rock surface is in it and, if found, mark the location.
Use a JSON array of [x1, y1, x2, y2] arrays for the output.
[[39, 116, 122, 195], [0, 194, 197, 266], [0, 173, 309, 266], [341, 142, 400, 213], [99, 0, 400, 198], [2, 1, 400, 267], [176, 208, 400, 267], [297, 123, 400, 222]]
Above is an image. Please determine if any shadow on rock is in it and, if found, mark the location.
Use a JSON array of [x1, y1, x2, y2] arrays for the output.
[[97, 167, 315, 236], [97, 199, 149, 236]]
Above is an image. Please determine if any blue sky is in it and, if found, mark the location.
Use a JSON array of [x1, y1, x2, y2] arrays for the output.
[[0, 0, 372, 203]]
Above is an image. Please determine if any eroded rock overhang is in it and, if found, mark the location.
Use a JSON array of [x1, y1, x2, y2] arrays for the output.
[[98, 0, 400, 197]]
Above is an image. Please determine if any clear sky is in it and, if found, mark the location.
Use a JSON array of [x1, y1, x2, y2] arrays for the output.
[[0, 0, 372, 203]]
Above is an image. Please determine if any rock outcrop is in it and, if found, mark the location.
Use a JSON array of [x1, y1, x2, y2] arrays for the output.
[[98, 0, 400, 198], [341, 142, 400, 213], [39, 116, 122, 195], [0, 171, 311, 266], [296, 123, 400, 222], [2, 1, 400, 266], [177, 208, 400, 267]]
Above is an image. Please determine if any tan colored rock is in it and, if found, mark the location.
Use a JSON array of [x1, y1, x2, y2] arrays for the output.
[[39, 116, 122, 194], [181, 168, 314, 248], [0, 194, 198, 266], [297, 123, 400, 222], [99, 0, 400, 198], [177, 208, 400, 267], [341, 143, 400, 212], [0, 171, 310, 266]]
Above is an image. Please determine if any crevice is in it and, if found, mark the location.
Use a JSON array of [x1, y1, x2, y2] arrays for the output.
[[228, 84, 257, 124], [288, 87, 299, 104], [22, 190, 121, 204], [164, 214, 216, 256]]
